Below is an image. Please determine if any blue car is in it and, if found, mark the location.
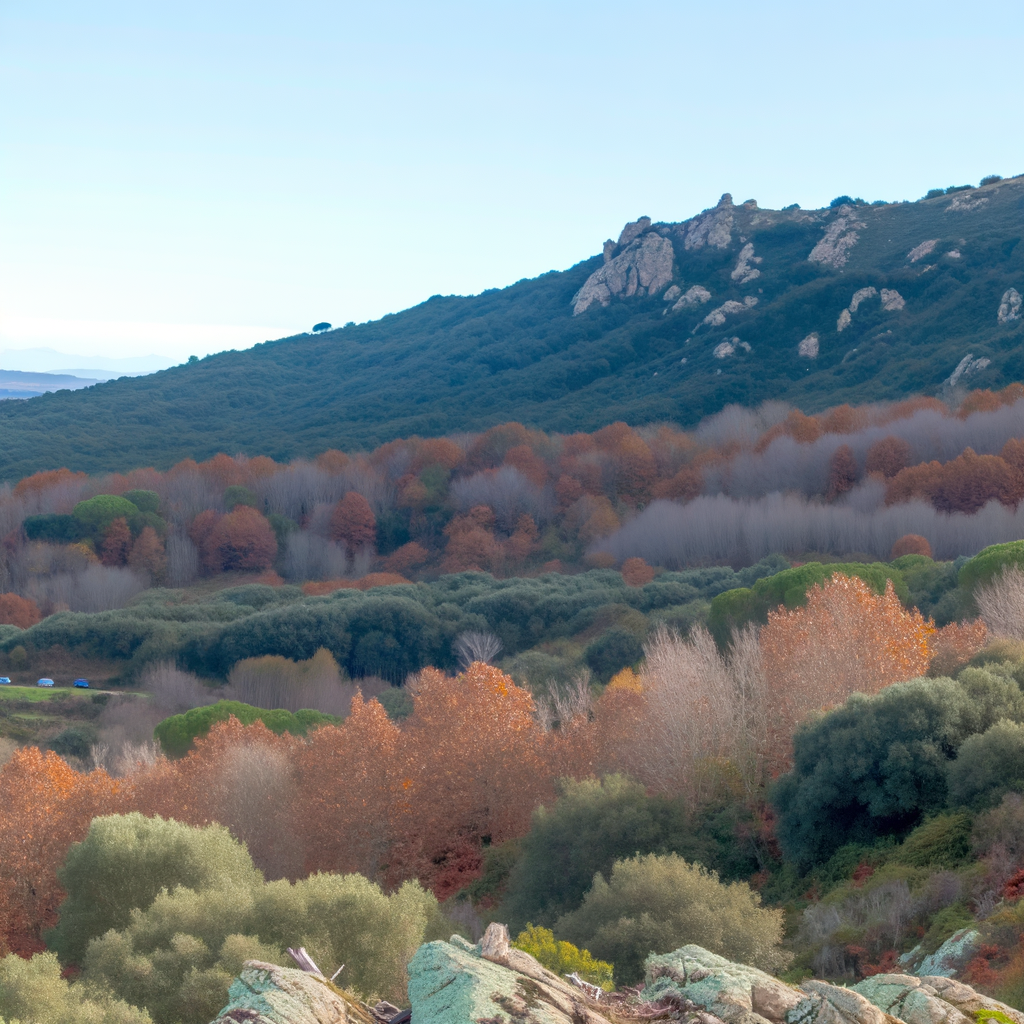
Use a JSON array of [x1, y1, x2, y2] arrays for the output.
[[0, 677, 10, 685], [73, 678, 90, 688], [37, 678, 55, 687]]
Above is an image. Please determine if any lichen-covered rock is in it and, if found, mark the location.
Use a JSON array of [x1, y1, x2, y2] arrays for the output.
[[642, 946, 804, 1024], [853, 973, 1024, 1024], [618, 216, 652, 248], [698, 297, 757, 329], [572, 232, 675, 314], [914, 929, 980, 978], [881, 289, 905, 311], [849, 287, 878, 314], [908, 240, 939, 262], [407, 926, 612, 1024], [672, 285, 713, 311], [798, 333, 820, 358], [947, 194, 988, 213], [946, 353, 991, 387], [210, 960, 370, 1024]]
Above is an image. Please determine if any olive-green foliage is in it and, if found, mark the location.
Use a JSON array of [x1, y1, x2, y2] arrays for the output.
[[123, 490, 161, 514], [772, 668, 1024, 868], [892, 555, 969, 626], [3, 563, 787, 680], [223, 485, 258, 510], [500, 776, 697, 932], [48, 724, 98, 759], [47, 814, 263, 966], [72, 495, 140, 538], [892, 812, 973, 868], [1, 181, 1023, 479], [82, 872, 445, 1023], [153, 700, 338, 757], [960, 542, 1024, 596], [512, 925, 613, 990], [707, 561, 908, 646], [555, 853, 789, 985], [948, 720, 1024, 810], [375, 686, 414, 721], [0, 950, 152, 1024]]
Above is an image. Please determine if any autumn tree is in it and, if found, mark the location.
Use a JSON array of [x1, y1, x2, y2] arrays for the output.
[[100, 516, 132, 566], [891, 534, 932, 559], [865, 435, 913, 478], [128, 525, 167, 582], [932, 449, 1024, 513], [621, 557, 655, 587], [825, 444, 857, 500], [206, 506, 277, 571], [330, 491, 376, 555], [442, 505, 500, 573], [0, 749, 124, 954], [0, 592, 42, 628], [759, 574, 932, 770]]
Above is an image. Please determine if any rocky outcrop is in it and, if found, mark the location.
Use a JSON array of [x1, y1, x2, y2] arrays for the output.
[[697, 296, 758, 330], [946, 353, 991, 387], [798, 333, 820, 358], [671, 285, 713, 312], [947, 194, 988, 213], [210, 960, 374, 1024], [880, 289, 905, 311], [837, 287, 903, 330], [908, 240, 939, 263], [618, 217, 652, 248], [998, 288, 1022, 323], [573, 232, 675, 314], [683, 195, 735, 251], [637, 948, 1023, 1024], [809, 215, 865, 269], [407, 924, 613, 1024], [853, 974, 1024, 1024], [732, 243, 763, 283]]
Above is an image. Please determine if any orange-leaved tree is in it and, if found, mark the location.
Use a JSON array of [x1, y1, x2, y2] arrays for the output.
[[759, 574, 932, 770], [0, 748, 125, 954], [0, 592, 42, 628], [100, 516, 132, 566], [330, 491, 377, 556], [207, 505, 277, 571]]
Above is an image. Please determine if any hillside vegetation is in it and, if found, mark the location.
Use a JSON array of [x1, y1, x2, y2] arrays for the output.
[[1, 177, 1023, 477]]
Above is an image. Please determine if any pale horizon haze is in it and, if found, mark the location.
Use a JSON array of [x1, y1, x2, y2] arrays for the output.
[[2, 0, 1022, 368]]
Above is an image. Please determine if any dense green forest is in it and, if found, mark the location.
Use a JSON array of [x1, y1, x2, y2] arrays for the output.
[[0, 178, 1022, 478]]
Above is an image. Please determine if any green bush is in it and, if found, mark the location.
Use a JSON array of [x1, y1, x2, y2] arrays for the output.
[[224, 485, 258, 510], [73, 495, 141, 538], [555, 853, 789, 985], [48, 725, 98, 760], [948, 720, 1024, 810], [123, 490, 161, 514], [0, 950, 152, 1024], [22, 513, 86, 543], [153, 700, 338, 757], [892, 812, 973, 868], [81, 871, 444, 1022], [500, 775, 692, 931], [772, 669, 1024, 868], [707, 562, 907, 646], [584, 628, 644, 682], [47, 814, 263, 966], [512, 924, 613, 990], [959, 542, 1024, 596]]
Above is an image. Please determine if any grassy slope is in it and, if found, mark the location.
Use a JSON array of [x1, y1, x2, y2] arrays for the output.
[[1, 180, 1023, 478]]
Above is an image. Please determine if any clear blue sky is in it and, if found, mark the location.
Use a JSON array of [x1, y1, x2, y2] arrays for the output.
[[2, 0, 1022, 367]]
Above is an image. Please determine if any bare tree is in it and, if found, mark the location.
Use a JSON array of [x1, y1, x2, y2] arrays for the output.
[[976, 565, 1024, 640], [166, 531, 200, 586], [454, 631, 503, 669]]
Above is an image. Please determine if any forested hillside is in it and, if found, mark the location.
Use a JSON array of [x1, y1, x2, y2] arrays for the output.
[[1, 176, 1023, 478]]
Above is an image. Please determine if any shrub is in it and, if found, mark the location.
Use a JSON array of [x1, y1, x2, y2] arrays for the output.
[[976, 566, 1024, 641], [584, 628, 644, 682], [46, 813, 263, 966], [948, 721, 1024, 810], [960, 542, 1024, 596], [48, 725, 98, 760], [893, 813, 973, 868], [123, 490, 161, 514], [73, 495, 141, 539], [23, 513, 86, 543], [223, 485, 258, 510], [513, 924, 613, 990], [555, 853, 789, 985], [980, 175, 1003, 186], [153, 701, 338, 757], [81, 870, 443, 1020], [500, 775, 691, 931], [0, 950, 152, 1024], [771, 671, 1024, 868]]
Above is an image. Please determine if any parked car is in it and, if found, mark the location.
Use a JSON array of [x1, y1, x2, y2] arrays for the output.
[[0, 677, 10, 685], [37, 678, 55, 687], [73, 678, 89, 688]]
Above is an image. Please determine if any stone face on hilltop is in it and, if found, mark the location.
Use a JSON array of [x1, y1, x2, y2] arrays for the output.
[[572, 232, 675, 314]]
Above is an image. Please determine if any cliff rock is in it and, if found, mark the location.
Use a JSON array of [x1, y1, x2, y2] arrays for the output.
[[573, 232, 675, 314]]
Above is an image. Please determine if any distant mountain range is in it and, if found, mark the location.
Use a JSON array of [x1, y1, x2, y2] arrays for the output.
[[0, 369, 104, 399], [1, 176, 1022, 478]]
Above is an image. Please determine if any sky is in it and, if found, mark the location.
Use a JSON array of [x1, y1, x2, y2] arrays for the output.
[[2, 0, 1022, 370]]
